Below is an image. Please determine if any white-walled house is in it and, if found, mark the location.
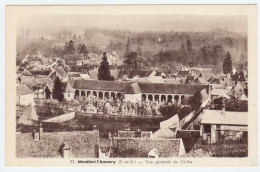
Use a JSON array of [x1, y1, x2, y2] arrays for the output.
[[62, 82, 75, 101], [16, 85, 35, 106], [200, 109, 248, 144]]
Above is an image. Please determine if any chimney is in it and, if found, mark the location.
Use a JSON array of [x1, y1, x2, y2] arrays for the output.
[[39, 123, 43, 140], [32, 129, 40, 142], [61, 142, 72, 158]]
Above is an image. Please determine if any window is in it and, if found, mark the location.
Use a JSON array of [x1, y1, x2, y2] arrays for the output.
[[68, 94, 70, 97], [204, 124, 211, 133]]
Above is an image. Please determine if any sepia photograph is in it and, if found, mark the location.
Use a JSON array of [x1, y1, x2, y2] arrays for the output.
[[5, 5, 257, 167]]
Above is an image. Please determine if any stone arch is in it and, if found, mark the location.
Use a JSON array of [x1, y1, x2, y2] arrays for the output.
[[87, 91, 91, 97], [181, 95, 185, 104], [154, 95, 160, 102], [117, 93, 122, 99], [142, 94, 147, 101], [104, 92, 109, 99], [98, 92, 103, 99], [148, 94, 153, 101], [93, 91, 97, 97], [161, 95, 166, 102], [111, 92, 116, 99], [81, 90, 85, 97], [75, 90, 79, 96], [167, 95, 173, 102], [174, 95, 179, 104]]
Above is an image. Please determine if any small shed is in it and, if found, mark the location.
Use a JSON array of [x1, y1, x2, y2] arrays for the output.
[[148, 148, 160, 158]]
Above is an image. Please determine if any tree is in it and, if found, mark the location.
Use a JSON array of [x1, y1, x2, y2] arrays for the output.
[[223, 52, 233, 74], [77, 44, 88, 56], [64, 40, 75, 54], [124, 37, 131, 58], [98, 52, 114, 81], [136, 46, 143, 57], [53, 77, 64, 102], [124, 51, 138, 69], [190, 90, 202, 110]]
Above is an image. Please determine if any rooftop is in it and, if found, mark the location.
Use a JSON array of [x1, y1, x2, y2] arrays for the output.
[[17, 85, 34, 96], [200, 109, 248, 126], [111, 138, 183, 158], [72, 80, 133, 92], [16, 130, 99, 158]]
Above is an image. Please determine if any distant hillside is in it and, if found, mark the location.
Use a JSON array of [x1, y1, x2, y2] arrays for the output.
[[16, 28, 247, 71]]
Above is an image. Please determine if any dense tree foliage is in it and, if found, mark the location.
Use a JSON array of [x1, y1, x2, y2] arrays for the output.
[[159, 105, 192, 120], [53, 77, 64, 102], [64, 40, 75, 54], [77, 43, 88, 55], [98, 52, 114, 81], [190, 90, 202, 110], [223, 52, 233, 74], [124, 37, 131, 58], [16, 28, 247, 71]]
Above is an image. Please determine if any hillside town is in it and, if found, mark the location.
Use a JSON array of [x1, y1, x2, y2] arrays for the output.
[[16, 28, 248, 158]]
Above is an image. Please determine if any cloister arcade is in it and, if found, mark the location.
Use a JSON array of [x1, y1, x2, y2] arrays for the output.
[[141, 93, 188, 103], [75, 89, 122, 100]]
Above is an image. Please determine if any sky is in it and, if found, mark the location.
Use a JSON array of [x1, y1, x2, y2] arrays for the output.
[[17, 15, 247, 36]]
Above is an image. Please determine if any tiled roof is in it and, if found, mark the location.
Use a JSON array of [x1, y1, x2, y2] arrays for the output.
[[54, 66, 68, 80], [61, 82, 74, 93], [111, 138, 182, 157], [72, 80, 133, 92], [153, 128, 176, 138], [195, 77, 208, 85], [37, 78, 54, 92], [17, 85, 34, 96], [16, 131, 99, 158], [211, 88, 230, 96], [17, 106, 38, 126], [124, 82, 141, 94], [200, 110, 248, 125], [136, 82, 208, 94]]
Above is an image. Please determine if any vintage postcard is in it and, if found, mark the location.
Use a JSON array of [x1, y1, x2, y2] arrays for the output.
[[6, 5, 257, 167]]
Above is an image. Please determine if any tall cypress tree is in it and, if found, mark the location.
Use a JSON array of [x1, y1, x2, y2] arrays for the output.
[[223, 52, 233, 74], [124, 37, 131, 58], [53, 77, 64, 102], [98, 52, 114, 81]]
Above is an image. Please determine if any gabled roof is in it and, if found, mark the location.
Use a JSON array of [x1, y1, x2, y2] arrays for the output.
[[124, 82, 141, 94], [211, 88, 231, 96], [185, 75, 195, 84], [195, 77, 208, 85], [201, 110, 247, 125], [176, 71, 189, 78], [153, 128, 176, 138], [17, 85, 34, 96], [61, 82, 74, 93], [128, 70, 153, 79], [17, 106, 38, 126], [21, 69, 34, 77], [54, 66, 68, 80], [148, 148, 160, 157], [37, 78, 54, 92]]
